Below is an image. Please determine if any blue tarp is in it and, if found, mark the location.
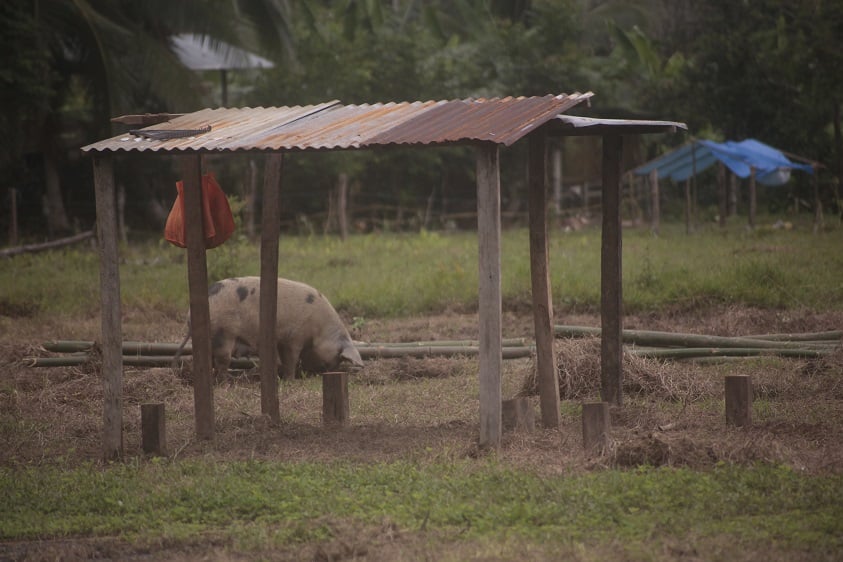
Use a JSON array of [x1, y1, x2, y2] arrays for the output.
[[634, 138, 813, 186]]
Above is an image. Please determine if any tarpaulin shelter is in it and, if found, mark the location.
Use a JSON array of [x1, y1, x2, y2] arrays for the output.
[[634, 138, 818, 231], [635, 138, 812, 185]]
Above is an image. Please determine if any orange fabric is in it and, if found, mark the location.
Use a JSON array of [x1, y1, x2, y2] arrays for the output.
[[165, 172, 235, 249]]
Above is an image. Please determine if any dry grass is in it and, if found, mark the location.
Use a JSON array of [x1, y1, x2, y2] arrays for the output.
[[2, 307, 843, 476]]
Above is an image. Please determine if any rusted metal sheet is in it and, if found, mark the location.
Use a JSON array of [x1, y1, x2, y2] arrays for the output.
[[81, 93, 594, 154]]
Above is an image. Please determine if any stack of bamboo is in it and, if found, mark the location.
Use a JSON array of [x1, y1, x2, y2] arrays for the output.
[[25, 326, 840, 368]]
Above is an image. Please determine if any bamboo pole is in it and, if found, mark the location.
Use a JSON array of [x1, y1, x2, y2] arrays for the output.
[[553, 325, 837, 350]]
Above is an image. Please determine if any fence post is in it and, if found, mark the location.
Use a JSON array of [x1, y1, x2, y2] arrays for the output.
[[725, 375, 752, 426], [322, 372, 349, 426], [582, 402, 611, 454], [141, 403, 166, 456]]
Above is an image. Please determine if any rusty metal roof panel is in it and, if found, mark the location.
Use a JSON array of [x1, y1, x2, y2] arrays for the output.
[[81, 93, 595, 154]]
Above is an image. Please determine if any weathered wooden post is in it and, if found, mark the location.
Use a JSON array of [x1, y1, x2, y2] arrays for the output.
[[725, 375, 752, 427], [717, 162, 727, 228], [180, 155, 214, 441], [582, 401, 611, 454], [476, 143, 503, 448], [141, 403, 166, 456], [322, 373, 350, 426], [528, 129, 561, 429], [93, 155, 123, 460], [649, 168, 659, 235], [748, 167, 757, 230], [502, 398, 535, 433], [601, 135, 623, 406], [259, 153, 283, 424]]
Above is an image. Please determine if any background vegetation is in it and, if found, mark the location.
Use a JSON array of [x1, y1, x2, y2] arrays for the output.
[[1, 0, 841, 241]]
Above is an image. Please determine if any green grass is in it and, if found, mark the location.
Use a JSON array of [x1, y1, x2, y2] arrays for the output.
[[2, 220, 841, 319], [2, 460, 841, 556]]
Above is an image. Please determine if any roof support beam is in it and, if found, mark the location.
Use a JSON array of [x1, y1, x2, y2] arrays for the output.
[[600, 135, 623, 406], [259, 154, 283, 423], [93, 155, 124, 460], [476, 143, 502, 448], [180, 155, 215, 440], [527, 130, 560, 428]]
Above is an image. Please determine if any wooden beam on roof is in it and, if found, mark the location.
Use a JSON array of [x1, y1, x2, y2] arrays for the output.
[[476, 143, 503, 449], [93, 155, 124, 460]]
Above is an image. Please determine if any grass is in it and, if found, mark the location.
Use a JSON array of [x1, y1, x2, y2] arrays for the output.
[[2, 460, 841, 558], [2, 218, 842, 560], [1, 219, 841, 320]]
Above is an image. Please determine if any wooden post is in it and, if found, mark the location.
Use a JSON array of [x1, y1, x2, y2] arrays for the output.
[[684, 179, 692, 235], [748, 167, 757, 230], [582, 401, 610, 454], [9, 188, 19, 246], [728, 172, 738, 217], [322, 373, 349, 426], [812, 166, 823, 234], [601, 135, 623, 407], [502, 398, 535, 433], [260, 153, 283, 423], [180, 155, 214, 441], [725, 375, 752, 427], [338, 173, 349, 241], [528, 131, 560, 429], [717, 162, 727, 228], [141, 403, 166, 456], [551, 143, 563, 227], [649, 168, 660, 235], [93, 156, 124, 460], [476, 143, 502, 448]]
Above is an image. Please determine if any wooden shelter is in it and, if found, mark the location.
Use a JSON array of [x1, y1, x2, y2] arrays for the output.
[[82, 94, 685, 459]]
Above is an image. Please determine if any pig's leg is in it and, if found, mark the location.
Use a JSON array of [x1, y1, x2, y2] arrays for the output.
[[278, 343, 301, 380], [211, 328, 235, 379]]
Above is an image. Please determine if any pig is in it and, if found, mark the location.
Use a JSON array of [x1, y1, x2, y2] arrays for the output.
[[174, 276, 363, 379]]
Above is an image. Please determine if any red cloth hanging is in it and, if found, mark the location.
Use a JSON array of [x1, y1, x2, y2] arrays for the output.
[[164, 172, 235, 249]]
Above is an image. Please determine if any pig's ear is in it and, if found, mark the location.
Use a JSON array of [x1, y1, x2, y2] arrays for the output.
[[341, 345, 364, 367]]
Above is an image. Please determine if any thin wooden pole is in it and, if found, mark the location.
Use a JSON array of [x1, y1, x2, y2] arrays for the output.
[[812, 166, 823, 234], [260, 153, 283, 423], [92, 155, 123, 460], [649, 168, 659, 235], [476, 143, 502, 448], [528, 131, 560, 429], [180, 155, 214, 441], [684, 179, 692, 235], [749, 167, 757, 230], [717, 162, 727, 228], [601, 135, 623, 407]]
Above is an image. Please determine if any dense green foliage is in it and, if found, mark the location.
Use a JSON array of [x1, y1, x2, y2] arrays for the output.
[[2, 1, 840, 239], [1, 222, 840, 320]]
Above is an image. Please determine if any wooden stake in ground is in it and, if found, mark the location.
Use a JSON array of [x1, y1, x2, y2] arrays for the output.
[[502, 398, 535, 433], [582, 402, 611, 454], [141, 403, 166, 456], [322, 372, 349, 426], [725, 375, 752, 427]]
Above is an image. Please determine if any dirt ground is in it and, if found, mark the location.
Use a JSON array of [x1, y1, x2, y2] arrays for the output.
[[1, 305, 842, 560]]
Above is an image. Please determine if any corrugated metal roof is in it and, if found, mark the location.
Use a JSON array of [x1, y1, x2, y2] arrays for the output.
[[81, 93, 594, 154]]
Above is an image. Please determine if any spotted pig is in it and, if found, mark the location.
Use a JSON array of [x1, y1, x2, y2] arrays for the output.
[[175, 277, 363, 379]]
